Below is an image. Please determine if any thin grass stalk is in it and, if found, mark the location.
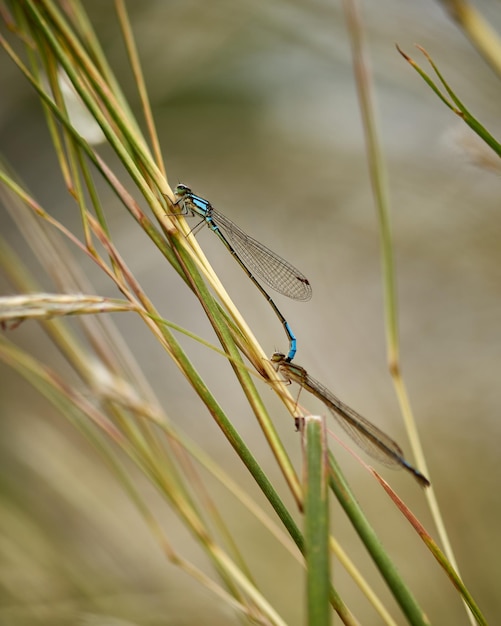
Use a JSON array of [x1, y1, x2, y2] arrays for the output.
[[303, 416, 332, 626], [328, 533, 398, 626], [397, 45, 501, 157], [375, 474, 487, 626], [115, 0, 166, 178], [438, 0, 501, 75]]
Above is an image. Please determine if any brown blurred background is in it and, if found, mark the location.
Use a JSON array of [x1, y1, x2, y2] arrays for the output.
[[1, 1, 500, 624]]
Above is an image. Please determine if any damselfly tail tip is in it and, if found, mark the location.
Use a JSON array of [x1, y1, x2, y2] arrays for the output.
[[409, 465, 430, 488]]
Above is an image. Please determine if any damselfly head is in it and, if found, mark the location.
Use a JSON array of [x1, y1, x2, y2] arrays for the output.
[[270, 352, 287, 365], [175, 183, 192, 197]]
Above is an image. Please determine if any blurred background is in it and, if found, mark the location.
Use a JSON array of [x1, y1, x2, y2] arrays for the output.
[[1, 0, 500, 624]]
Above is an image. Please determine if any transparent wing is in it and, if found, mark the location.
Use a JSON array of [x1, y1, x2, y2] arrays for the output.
[[325, 393, 406, 467], [325, 396, 429, 486], [212, 209, 312, 301]]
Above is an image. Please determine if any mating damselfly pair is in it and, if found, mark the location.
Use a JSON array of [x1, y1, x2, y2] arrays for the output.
[[172, 184, 429, 487]]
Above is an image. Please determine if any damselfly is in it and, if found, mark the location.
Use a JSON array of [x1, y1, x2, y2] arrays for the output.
[[174, 184, 312, 361], [272, 352, 430, 487]]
